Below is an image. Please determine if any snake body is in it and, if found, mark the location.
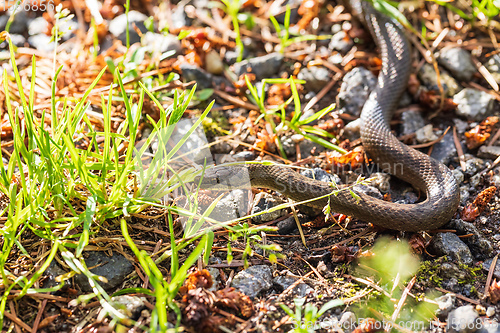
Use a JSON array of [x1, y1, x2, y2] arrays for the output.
[[199, 1, 460, 231]]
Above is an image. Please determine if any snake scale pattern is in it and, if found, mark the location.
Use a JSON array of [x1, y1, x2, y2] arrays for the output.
[[198, 0, 460, 231]]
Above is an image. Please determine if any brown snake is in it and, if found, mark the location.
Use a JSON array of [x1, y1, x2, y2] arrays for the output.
[[197, 0, 460, 231]]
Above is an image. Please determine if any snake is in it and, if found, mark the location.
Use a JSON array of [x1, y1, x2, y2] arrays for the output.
[[197, 0, 460, 231]]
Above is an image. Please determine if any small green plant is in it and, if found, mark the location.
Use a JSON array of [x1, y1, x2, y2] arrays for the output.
[[270, 6, 332, 54], [225, 223, 283, 267], [245, 76, 347, 157], [218, 0, 245, 61], [280, 297, 344, 333]]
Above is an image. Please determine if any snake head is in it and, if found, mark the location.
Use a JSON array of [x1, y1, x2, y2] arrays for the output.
[[194, 165, 252, 190]]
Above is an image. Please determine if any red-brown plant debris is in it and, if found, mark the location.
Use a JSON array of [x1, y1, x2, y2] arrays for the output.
[[417, 90, 456, 111], [330, 245, 358, 263], [465, 116, 500, 149], [490, 280, 500, 304], [181, 287, 254, 333], [267, 82, 292, 106], [352, 318, 384, 333], [461, 186, 497, 222], [408, 233, 427, 255], [327, 146, 365, 172]]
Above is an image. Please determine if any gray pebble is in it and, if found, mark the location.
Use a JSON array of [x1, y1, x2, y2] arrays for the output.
[[446, 219, 493, 260], [416, 124, 438, 143], [110, 295, 147, 320], [273, 276, 313, 297], [232, 53, 283, 80], [478, 146, 500, 160], [210, 189, 247, 222], [343, 118, 361, 141], [428, 233, 473, 266], [338, 67, 377, 116], [142, 32, 182, 55], [439, 48, 476, 82], [109, 11, 149, 45], [454, 88, 495, 121], [418, 63, 460, 97], [486, 54, 500, 84], [401, 109, 425, 136], [435, 293, 456, 319], [431, 131, 456, 164], [232, 265, 273, 298], [251, 192, 285, 223], [447, 305, 480, 333], [328, 30, 352, 54], [180, 64, 213, 90], [74, 251, 134, 292], [297, 66, 331, 92]]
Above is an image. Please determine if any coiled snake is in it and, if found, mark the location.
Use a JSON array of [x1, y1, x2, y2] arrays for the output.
[[198, 0, 460, 231]]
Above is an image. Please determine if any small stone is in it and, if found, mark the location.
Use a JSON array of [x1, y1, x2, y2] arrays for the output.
[[486, 54, 500, 84], [454, 88, 495, 121], [447, 305, 480, 333], [232, 53, 283, 80], [297, 66, 331, 92], [343, 118, 361, 141], [463, 157, 485, 177], [251, 192, 285, 223], [400, 109, 426, 136], [454, 118, 469, 134], [339, 311, 357, 333], [368, 172, 391, 193], [439, 48, 476, 82], [486, 307, 495, 317], [142, 32, 182, 55], [28, 34, 55, 53], [110, 295, 147, 320], [428, 233, 473, 266], [338, 67, 377, 116], [210, 190, 247, 222], [74, 252, 134, 292], [452, 169, 464, 185], [273, 276, 313, 297], [0, 34, 25, 48], [478, 146, 500, 160], [301, 168, 341, 185], [232, 265, 273, 298], [233, 151, 255, 161], [42, 262, 66, 290], [482, 259, 500, 280], [109, 11, 149, 45], [416, 124, 438, 143], [435, 294, 455, 319], [298, 139, 326, 158], [291, 134, 304, 143], [431, 131, 457, 164], [328, 30, 352, 54], [205, 50, 224, 75], [352, 184, 383, 200], [418, 63, 460, 97], [180, 64, 213, 90], [328, 53, 343, 65], [28, 17, 49, 36], [0, 10, 28, 35], [206, 267, 220, 291]]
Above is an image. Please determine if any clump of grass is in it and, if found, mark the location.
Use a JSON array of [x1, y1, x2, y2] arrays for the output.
[[0, 28, 219, 329], [245, 76, 346, 158]]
